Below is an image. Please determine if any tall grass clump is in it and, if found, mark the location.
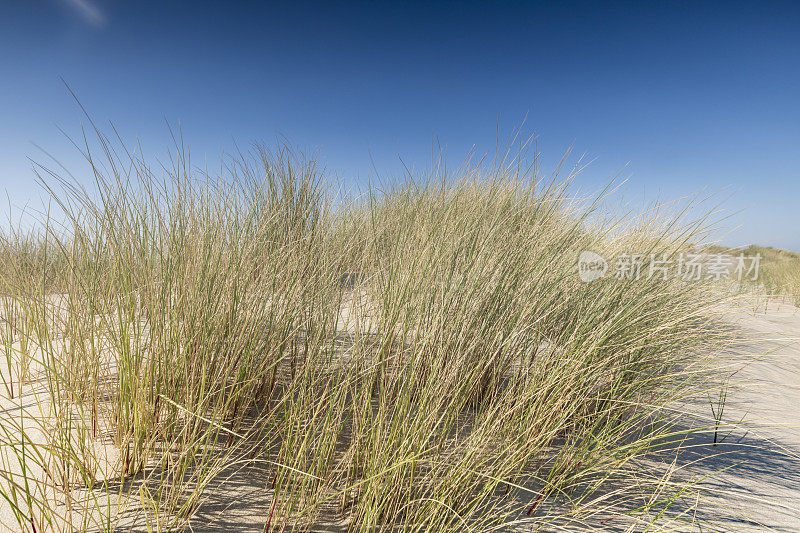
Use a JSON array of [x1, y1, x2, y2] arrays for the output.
[[0, 122, 733, 532]]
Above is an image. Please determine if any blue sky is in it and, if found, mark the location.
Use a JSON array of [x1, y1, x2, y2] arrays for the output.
[[1, 1, 798, 249]]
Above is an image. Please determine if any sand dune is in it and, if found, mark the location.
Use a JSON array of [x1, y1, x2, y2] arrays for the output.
[[1, 296, 799, 531]]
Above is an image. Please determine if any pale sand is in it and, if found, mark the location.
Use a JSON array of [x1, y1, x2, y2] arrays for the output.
[[679, 300, 800, 531], [0, 296, 798, 531]]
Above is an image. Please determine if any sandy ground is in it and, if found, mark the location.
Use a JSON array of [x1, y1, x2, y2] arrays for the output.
[[682, 300, 800, 531], [0, 296, 798, 531], [0, 351, 122, 531]]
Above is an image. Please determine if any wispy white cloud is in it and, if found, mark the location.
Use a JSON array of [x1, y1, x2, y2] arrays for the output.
[[62, 0, 107, 28]]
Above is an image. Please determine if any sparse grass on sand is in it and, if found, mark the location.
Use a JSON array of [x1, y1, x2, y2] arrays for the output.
[[706, 244, 800, 306], [0, 123, 740, 531]]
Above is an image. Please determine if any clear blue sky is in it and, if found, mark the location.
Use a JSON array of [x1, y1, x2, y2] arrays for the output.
[[1, 1, 798, 249]]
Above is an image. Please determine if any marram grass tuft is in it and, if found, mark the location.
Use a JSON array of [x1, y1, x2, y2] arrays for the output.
[[0, 125, 737, 532]]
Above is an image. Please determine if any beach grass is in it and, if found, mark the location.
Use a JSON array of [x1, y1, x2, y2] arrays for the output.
[[705, 244, 800, 306], [0, 123, 737, 531]]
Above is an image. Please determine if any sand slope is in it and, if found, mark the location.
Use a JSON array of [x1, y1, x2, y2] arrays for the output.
[[0, 298, 799, 531], [689, 301, 800, 531]]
